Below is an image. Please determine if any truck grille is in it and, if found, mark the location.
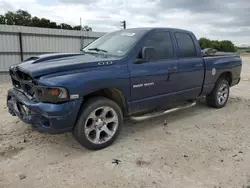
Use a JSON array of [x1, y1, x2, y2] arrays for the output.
[[9, 67, 35, 97]]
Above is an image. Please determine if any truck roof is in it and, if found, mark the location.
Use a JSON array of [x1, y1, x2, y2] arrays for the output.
[[122, 27, 193, 34]]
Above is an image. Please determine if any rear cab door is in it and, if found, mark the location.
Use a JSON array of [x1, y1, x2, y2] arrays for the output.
[[171, 30, 205, 99]]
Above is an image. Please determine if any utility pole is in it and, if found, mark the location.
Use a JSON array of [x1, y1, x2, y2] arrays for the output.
[[80, 18, 83, 50], [121, 20, 126, 29]]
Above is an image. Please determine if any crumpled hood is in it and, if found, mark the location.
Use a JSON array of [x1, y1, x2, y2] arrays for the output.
[[16, 53, 118, 78]]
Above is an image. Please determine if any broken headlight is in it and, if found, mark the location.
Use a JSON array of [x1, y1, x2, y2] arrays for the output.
[[35, 86, 69, 103]]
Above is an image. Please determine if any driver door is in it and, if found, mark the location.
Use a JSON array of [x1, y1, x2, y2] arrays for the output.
[[128, 30, 179, 113]]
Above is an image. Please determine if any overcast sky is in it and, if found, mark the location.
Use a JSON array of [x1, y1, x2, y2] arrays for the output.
[[0, 0, 249, 46]]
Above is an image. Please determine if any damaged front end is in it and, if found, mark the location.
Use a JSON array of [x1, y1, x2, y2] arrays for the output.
[[6, 66, 82, 133]]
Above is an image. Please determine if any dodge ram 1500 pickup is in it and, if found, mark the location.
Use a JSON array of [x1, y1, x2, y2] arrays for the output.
[[7, 28, 242, 150]]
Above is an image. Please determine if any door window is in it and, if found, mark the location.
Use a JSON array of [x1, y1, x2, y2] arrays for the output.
[[139, 31, 174, 60], [175, 32, 197, 58]]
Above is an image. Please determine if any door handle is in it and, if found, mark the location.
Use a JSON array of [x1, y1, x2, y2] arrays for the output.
[[195, 64, 203, 67], [168, 66, 177, 73]]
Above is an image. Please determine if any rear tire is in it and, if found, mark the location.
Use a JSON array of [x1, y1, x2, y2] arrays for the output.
[[206, 79, 230, 108], [73, 97, 123, 150]]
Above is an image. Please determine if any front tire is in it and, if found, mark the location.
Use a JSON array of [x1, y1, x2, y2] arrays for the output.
[[206, 79, 230, 108], [73, 97, 123, 150]]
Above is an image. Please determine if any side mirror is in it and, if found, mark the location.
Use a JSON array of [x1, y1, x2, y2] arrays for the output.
[[142, 46, 157, 61]]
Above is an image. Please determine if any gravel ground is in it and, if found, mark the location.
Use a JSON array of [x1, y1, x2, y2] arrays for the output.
[[0, 57, 250, 188]]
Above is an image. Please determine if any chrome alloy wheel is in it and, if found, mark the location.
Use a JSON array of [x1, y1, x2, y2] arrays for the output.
[[217, 83, 229, 105], [84, 106, 119, 144]]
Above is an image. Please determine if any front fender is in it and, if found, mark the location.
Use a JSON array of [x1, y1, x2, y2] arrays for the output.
[[37, 65, 131, 101]]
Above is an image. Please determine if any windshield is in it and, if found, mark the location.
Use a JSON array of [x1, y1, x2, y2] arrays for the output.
[[82, 30, 142, 57]]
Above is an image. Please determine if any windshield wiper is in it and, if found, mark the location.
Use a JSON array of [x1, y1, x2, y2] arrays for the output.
[[88, 48, 108, 53]]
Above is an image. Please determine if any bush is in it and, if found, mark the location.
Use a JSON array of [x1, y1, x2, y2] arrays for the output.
[[199, 38, 236, 52]]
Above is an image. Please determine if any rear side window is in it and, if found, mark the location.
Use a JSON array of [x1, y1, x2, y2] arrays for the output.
[[175, 33, 197, 58], [141, 31, 174, 60]]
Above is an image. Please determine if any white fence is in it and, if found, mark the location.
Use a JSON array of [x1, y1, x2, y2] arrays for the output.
[[0, 25, 105, 73]]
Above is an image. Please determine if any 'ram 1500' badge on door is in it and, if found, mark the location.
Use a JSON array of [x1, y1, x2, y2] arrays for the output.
[[133, 82, 154, 88]]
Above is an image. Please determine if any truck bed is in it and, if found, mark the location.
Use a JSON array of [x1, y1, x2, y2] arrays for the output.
[[201, 54, 242, 96], [202, 52, 240, 57]]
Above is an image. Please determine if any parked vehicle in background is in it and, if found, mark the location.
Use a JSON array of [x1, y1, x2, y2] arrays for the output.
[[202, 48, 217, 55], [7, 27, 242, 150]]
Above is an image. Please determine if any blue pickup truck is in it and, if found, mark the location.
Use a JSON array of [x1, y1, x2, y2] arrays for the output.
[[7, 28, 242, 150]]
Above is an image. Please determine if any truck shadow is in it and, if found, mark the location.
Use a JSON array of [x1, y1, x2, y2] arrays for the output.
[[118, 98, 239, 141]]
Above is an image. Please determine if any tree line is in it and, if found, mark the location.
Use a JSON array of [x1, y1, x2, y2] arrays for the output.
[[0, 10, 92, 31], [199, 37, 237, 52]]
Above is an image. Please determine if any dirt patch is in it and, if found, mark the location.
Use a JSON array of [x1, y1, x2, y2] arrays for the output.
[[0, 145, 24, 159], [136, 158, 151, 166]]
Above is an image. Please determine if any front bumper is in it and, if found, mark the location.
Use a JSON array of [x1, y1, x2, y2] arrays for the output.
[[7, 88, 82, 133]]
